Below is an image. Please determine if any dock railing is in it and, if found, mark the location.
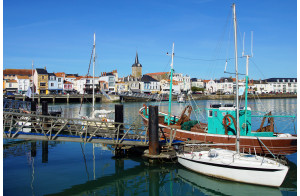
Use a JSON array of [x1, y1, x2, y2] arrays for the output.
[[3, 110, 151, 146]]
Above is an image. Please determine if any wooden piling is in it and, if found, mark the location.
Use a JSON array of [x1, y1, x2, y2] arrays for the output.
[[115, 104, 124, 156], [31, 101, 36, 133], [42, 101, 48, 115], [31, 101, 36, 112], [115, 104, 124, 137], [149, 105, 159, 155]]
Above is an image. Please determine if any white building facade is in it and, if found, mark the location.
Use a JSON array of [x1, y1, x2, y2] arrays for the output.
[[16, 76, 31, 94]]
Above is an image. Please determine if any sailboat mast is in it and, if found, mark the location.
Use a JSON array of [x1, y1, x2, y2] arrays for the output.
[[93, 33, 96, 110], [167, 43, 175, 125], [32, 61, 34, 101], [233, 3, 240, 153]]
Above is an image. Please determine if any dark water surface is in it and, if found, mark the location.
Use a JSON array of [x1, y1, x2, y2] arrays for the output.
[[3, 98, 297, 195]]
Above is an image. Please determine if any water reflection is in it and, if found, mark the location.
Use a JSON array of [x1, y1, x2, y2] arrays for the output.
[[3, 139, 297, 196], [176, 168, 282, 196]]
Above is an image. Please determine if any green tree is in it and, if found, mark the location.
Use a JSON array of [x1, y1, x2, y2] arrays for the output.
[[191, 86, 204, 92]]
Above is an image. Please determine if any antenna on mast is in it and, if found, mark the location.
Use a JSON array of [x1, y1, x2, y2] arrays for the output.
[[251, 31, 254, 57], [242, 32, 245, 57]]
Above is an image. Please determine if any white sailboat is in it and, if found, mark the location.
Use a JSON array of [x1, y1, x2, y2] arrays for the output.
[[177, 3, 289, 187], [81, 33, 114, 124]]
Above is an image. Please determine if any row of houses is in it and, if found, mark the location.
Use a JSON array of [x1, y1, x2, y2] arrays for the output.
[[191, 77, 297, 94], [3, 68, 192, 95], [3, 67, 296, 95]]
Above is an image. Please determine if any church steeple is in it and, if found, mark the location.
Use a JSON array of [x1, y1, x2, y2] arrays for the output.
[[135, 51, 139, 64], [132, 51, 142, 67], [132, 51, 142, 78]]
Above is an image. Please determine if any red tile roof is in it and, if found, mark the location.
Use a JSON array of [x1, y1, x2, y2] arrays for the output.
[[4, 69, 35, 76], [17, 75, 30, 79], [55, 72, 65, 77], [146, 72, 168, 75]]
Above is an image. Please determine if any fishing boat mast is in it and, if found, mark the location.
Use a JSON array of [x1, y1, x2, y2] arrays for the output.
[[242, 31, 253, 125], [92, 33, 96, 111], [233, 3, 240, 153], [167, 43, 175, 125]]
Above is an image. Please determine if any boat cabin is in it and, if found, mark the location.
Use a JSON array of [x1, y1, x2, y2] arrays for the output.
[[207, 104, 274, 137]]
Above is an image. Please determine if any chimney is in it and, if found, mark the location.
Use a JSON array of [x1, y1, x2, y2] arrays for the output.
[[44, 66, 46, 70]]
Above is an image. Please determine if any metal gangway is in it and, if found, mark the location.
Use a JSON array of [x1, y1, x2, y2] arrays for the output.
[[3, 110, 152, 146], [101, 89, 112, 100]]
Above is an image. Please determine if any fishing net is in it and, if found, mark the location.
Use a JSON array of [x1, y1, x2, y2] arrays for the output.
[[181, 120, 198, 131]]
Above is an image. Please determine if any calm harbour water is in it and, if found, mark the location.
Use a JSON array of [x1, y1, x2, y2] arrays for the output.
[[3, 98, 297, 195]]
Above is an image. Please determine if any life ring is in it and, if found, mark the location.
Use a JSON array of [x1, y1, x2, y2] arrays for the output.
[[223, 116, 231, 126], [102, 117, 107, 122]]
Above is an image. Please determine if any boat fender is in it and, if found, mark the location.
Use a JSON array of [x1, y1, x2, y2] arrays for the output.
[[223, 116, 231, 126]]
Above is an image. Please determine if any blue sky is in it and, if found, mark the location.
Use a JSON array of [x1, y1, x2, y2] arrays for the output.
[[3, 0, 297, 80]]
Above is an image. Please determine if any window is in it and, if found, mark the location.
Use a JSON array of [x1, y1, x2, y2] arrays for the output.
[[42, 76, 44, 79], [51, 83, 54, 87], [58, 78, 61, 82], [214, 111, 218, 117], [9, 84, 12, 87], [87, 80, 90, 83], [208, 110, 213, 117], [288, 83, 291, 87], [40, 83, 46, 87]]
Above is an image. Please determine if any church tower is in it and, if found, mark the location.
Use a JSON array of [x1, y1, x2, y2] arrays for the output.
[[132, 52, 142, 78]]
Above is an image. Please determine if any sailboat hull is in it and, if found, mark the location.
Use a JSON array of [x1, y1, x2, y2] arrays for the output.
[[177, 150, 289, 187], [139, 107, 297, 155]]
